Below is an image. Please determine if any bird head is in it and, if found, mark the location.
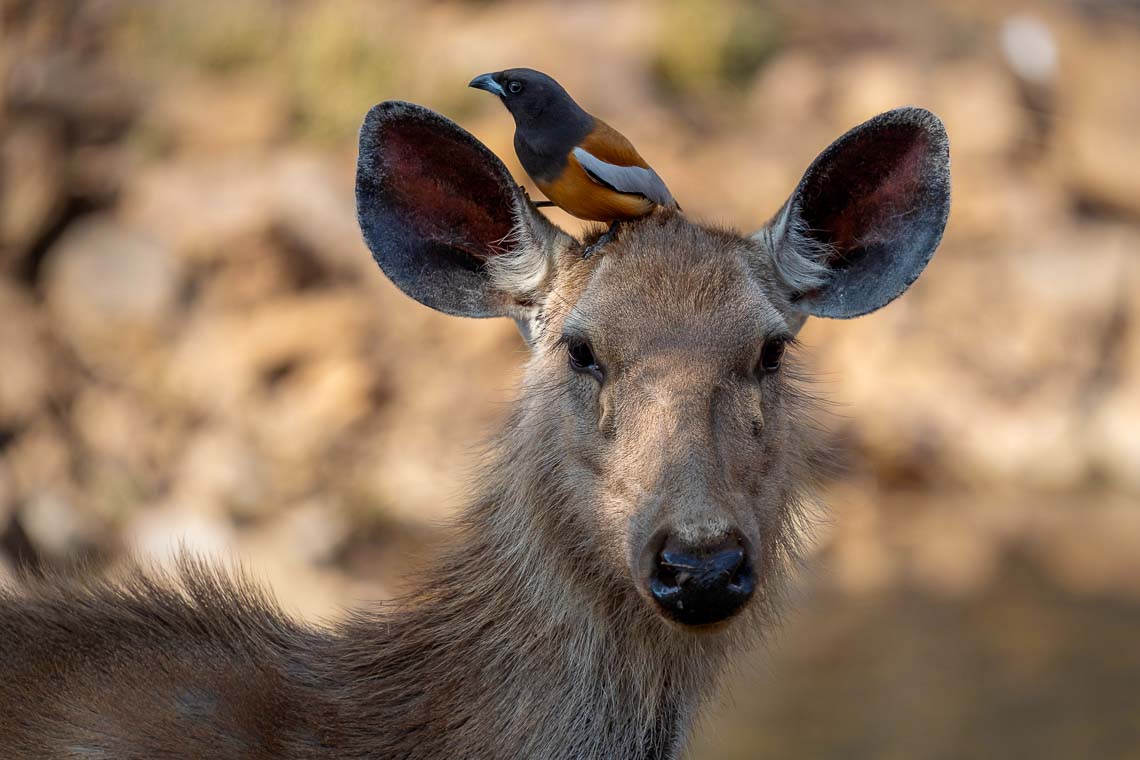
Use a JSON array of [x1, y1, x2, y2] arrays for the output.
[[469, 68, 587, 130]]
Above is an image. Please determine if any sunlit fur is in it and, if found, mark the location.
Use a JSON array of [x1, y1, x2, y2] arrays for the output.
[[0, 210, 831, 759]]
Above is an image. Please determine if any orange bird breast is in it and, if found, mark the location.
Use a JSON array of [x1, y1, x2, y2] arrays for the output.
[[536, 119, 660, 222]]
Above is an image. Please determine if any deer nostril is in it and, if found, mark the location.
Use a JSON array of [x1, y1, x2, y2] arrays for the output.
[[645, 535, 755, 627], [731, 559, 749, 587]]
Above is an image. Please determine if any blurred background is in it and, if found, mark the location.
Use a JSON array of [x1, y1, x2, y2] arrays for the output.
[[1, 0, 1138, 756]]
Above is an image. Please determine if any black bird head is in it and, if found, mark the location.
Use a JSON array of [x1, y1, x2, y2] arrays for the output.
[[469, 68, 591, 134]]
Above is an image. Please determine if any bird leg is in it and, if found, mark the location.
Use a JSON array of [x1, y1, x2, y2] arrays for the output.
[[583, 221, 620, 259]]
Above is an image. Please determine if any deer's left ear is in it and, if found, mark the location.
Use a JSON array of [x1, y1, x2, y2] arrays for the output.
[[759, 107, 951, 319]]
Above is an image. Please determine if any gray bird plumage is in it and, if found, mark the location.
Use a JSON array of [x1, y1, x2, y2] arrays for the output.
[[572, 147, 676, 207]]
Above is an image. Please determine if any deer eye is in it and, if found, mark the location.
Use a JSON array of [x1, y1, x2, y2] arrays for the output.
[[567, 339, 603, 381], [758, 337, 787, 375], [508, 80, 523, 94]]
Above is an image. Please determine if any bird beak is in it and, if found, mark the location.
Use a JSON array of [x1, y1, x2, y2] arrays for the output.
[[469, 73, 505, 97]]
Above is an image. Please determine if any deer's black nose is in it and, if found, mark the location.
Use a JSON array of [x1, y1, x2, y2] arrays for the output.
[[646, 534, 755, 626]]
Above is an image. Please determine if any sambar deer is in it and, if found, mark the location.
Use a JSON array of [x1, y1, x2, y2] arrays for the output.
[[0, 101, 949, 759]]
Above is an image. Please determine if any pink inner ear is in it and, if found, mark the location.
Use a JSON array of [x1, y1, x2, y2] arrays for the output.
[[380, 118, 515, 261], [818, 129, 930, 258]]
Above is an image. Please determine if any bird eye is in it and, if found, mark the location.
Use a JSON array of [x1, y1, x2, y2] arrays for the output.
[[758, 337, 787, 374], [508, 80, 523, 94], [567, 339, 603, 381]]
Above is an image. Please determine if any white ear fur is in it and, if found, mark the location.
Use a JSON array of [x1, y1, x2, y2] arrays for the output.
[[753, 200, 834, 298], [486, 203, 574, 346]]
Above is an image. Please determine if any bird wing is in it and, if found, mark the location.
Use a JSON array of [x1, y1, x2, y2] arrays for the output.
[[572, 147, 676, 207], [572, 118, 675, 207]]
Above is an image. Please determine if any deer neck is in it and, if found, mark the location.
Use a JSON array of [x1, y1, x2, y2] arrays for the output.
[[334, 421, 732, 759]]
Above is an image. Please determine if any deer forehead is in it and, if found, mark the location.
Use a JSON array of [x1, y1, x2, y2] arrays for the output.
[[556, 224, 789, 362]]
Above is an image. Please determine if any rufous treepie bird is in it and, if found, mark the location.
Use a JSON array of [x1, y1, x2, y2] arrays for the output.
[[469, 68, 677, 232]]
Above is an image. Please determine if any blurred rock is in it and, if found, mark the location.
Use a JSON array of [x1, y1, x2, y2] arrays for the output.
[[72, 385, 146, 462], [1028, 498, 1140, 601], [67, 143, 129, 206], [195, 231, 305, 308], [0, 119, 66, 266], [748, 51, 828, 130], [127, 497, 237, 567], [18, 487, 104, 558], [1055, 23, 1140, 217], [176, 427, 266, 519], [273, 498, 349, 566], [253, 354, 372, 464], [271, 154, 364, 272], [825, 485, 896, 595], [1090, 390, 1140, 493], [0, 279, 58, 427], [931, 60, 1024, 159], [121, 153, 364, 275], [5, 50, 136, 143], [808, 223, 1136, 492], [898, 498, 1002, 597], [119, 159, 277, 261], [947, 164, 1070, 245], [43, 217, 181, 366], [4, 419, 72, 503], [831, 53, 926, 129], [146, 74, 287, 154], [1088, 266, 1140, 493], [350, 318, 519, 527], [70, 384, 186, 516], [1001, 14, 1059, 87], [166, 292, 371, 414]]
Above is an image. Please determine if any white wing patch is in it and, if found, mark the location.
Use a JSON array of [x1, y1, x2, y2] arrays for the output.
[[572, 147, 675, 207]]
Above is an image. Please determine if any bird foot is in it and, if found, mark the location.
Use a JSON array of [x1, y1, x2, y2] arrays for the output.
[[518, 184, 556, 209], [583, 221, 620, 259]]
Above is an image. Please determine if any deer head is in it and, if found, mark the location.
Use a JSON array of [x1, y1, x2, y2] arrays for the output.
[[356, 101, 949, 629]]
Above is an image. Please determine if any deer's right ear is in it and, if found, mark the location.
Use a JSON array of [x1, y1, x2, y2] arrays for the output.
[[356, 101, 568, 319]]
